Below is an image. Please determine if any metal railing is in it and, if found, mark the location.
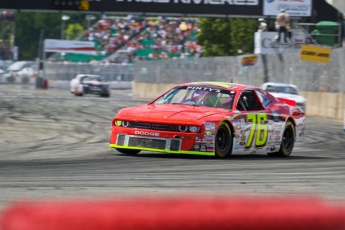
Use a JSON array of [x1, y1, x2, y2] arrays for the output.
[[134, 48, 345, 93]]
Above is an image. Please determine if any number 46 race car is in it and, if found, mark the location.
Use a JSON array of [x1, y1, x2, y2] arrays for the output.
[[109, 82, 306, 158]]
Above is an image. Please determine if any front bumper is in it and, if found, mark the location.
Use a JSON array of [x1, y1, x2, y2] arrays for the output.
[[110, 131, 215, 156]]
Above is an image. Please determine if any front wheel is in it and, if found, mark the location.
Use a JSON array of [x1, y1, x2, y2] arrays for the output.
[[116, 148, 141, 155], [267, 120, 295, 157], [215, 122, 233, 158]]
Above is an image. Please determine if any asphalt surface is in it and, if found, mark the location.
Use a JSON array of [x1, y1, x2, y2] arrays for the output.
[[1, 84, 345, 212]]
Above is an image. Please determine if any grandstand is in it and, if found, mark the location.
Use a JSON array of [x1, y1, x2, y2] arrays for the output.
[[54, 15, 203, 63]]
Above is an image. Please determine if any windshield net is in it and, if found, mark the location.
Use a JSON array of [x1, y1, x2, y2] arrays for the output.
[[153, 86, 236, 110]]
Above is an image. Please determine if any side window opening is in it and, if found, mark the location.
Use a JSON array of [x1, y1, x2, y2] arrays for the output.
[[256, 91, 272, 108], [237, 90, 263, 111]]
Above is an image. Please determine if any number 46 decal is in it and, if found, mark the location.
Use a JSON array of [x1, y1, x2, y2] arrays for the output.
[[245, 113, 268, 148]]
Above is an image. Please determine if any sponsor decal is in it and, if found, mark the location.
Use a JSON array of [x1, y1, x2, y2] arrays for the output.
[[134, 131, 160, 137], [203, 122, 216, 131], [206, 143, 214, 147], [274, 131, 281, 135], [193, 144, 200, 150], [204, 134, 215, 140], [196, 136, 203, 142], [240, 141, 245, 146], [300, 45, 331, 63], [200, 144, 206, 152], [274, 141, 281, 145], [206, 147, 214, 152], [206, 130, 215, 135], [241, 135, 246, 141], [240, 130, 246, 135], [275, 135, 281, 140]]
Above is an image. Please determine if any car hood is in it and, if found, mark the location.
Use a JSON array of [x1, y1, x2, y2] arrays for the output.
[[118, 104, 226, 122], [269, 93, 306, 103]]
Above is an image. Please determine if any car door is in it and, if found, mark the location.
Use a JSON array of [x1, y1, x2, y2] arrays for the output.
[[232, 89, 269, 155]]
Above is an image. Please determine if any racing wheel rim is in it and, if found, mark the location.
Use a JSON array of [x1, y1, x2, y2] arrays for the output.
[[215, 123, 232, 158], [282, 125, 294, 152]]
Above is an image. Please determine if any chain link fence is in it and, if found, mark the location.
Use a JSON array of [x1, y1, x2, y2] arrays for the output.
[[134, 48, 345, 93], [45, 62, 135, 82]]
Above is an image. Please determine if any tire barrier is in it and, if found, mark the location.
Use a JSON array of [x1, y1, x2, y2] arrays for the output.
[[1, 196, 345, 230]]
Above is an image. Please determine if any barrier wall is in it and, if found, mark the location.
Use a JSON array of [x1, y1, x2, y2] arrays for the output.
[[1, 196, 345, 230], [133, 82, 345, 120]]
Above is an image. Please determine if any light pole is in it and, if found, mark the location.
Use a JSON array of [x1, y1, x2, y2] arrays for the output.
[[61, 15, 70, 40], [86, 15, 96, 29]]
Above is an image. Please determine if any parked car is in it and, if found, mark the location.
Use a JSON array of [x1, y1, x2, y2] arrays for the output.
[[70, 74, 110, 97], [110, 81, 306, 158], [260, 82, 307, 111]]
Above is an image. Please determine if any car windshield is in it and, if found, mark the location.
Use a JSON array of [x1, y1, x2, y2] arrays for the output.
[[152, 86, 236, 110], [7, 61, 30, 71], [265, 85, 299, 95], [82, 76, 103, 82]]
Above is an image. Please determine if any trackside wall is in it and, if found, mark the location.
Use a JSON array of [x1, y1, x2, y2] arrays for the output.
[[134, 82, 345, 120]]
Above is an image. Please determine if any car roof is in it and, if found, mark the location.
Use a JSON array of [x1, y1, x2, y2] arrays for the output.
[[178, 81, 260, 91], [262, 82, 298, 88]]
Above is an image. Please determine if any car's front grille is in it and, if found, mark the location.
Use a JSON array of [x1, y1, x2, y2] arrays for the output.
[[128, 122, 178, 131], [128, 137, 166, 150]]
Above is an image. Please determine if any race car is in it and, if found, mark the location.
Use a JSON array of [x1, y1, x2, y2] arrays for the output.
[[260, 82, 307, 111], [109, 82, 305, 158], [70, 74, 110, 97]]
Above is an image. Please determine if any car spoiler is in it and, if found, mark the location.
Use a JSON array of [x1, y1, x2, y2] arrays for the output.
[[276, 97, 296, 107]]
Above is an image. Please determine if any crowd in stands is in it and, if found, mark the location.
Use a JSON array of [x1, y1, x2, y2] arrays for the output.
[[0, 11, 15, 22], [0, 43, 13, 61], [60, 15, 203, 63]]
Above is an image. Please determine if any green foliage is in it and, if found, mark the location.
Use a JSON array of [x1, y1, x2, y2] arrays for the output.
[[196, 18, 232, 57], [197, 18, 258, 57], [65, 23, 84, 40], [15, 12, 100, 60]]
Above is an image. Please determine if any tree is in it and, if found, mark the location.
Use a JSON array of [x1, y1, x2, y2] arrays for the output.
[[196, 18, 232, 57], [65, 23, 84, 40], [14, 12, 100, 60], [197, 18, 259, 57]]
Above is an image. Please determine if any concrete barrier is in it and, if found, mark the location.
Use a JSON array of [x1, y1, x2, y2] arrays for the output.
[[133, 82, 345, 120], [301, 92, 345, 120], [1, 196, 345, 230]]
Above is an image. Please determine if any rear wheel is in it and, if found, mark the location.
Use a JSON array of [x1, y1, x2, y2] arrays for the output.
[[116, 148, 141, 155], [215, 122, 232, 158], [267, 121, 295, 157]]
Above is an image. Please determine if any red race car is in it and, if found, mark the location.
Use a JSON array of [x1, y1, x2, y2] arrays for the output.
[[109, 82, 305, 158]]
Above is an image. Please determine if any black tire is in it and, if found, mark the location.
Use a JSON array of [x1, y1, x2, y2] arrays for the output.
[[215, 122, 233, 158], [116, 148, 141, 155], [267, 120, 295, 157], [100, 94, 110, 98]]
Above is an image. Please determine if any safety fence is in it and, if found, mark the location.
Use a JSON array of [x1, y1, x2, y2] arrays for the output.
[[134, 48, 345, 93], [45, 62, 135, 82], [1, 196, 345, 230]]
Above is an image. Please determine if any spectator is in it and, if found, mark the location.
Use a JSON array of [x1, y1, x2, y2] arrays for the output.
[[275, 9, 290, 43]]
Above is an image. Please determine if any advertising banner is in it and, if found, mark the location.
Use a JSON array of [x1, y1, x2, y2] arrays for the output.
[[263, 0, 312, 17], [0, 0, 264, 17], [237, 54, 262, 68], [299, 45, 331, 63], [44, 39, 98, 55], [254, 31, 306, 55]]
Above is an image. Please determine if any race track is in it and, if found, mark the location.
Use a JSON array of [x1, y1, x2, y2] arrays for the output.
[[1, 85, 345, 211]]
